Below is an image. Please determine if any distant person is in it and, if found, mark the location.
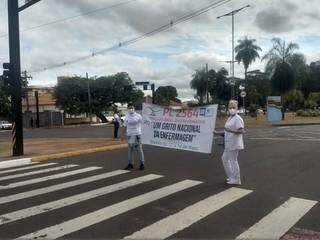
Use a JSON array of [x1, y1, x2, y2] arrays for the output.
[[112, 111, 120, 139], [214, 100, 245, 185], [30, 118, 34, 128], [121, 104, 145, 170]]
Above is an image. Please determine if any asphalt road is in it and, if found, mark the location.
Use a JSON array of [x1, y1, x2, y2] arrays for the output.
[[0, 125, 320, 239], [0, 123, 114, 139]]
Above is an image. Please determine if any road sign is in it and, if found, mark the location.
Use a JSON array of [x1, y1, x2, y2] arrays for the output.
[[135, 81, 150, 85], [240, 91, 247, 98]]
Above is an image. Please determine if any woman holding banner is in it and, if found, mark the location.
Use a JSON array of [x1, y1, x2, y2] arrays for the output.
[[215, 100, 245, 185]]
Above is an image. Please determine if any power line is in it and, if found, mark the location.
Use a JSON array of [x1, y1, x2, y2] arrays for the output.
[[0, 0, 138, 38], [29, 0, 232, 74]]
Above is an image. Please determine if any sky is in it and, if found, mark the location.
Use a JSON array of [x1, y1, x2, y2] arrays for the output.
[[0, 0, 320, 100]]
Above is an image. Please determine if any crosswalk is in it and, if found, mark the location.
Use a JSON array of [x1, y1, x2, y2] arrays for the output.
[[0, 161, 318, 239]]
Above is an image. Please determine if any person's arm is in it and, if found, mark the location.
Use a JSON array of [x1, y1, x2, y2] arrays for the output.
[[224, 127, 245, 134], [225, 117, 245, 134], [120, 117, 127, 140], [213, 129, 225, 136]]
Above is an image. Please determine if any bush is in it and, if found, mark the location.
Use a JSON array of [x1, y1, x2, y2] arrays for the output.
[[248, 104, 260, 117], [296, 109, 320, 117]]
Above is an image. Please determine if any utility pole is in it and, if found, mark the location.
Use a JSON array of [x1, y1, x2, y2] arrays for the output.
[[35, 90, 40, 128], [217, 5, 251, 100], [6, 0, 41, 156], [86, 73, 92, 124], [151, 83, 155, 104], [7, 0, 23, 156], [206, 63, 209, 103]]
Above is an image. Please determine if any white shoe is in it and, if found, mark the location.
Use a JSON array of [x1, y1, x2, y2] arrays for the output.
[[227, 179, 241, 185]]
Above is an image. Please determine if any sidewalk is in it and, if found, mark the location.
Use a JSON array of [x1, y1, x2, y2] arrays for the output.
[[0, 138, 127, 162]]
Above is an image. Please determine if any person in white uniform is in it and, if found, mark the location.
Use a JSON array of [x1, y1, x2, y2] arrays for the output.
[[215, 100, 245, 185], [121, 103, 145, 170]]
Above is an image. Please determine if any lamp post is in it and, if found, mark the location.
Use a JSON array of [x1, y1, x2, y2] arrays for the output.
[[217, 5, 251, 100]]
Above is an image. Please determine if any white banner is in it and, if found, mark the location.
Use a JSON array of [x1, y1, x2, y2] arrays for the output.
[[142, 103, 218, 154]]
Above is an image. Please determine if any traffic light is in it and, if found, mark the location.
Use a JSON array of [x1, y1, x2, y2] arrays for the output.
[[1, 62, 12, 91]]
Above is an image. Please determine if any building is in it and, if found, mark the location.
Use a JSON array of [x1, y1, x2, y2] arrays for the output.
[[22, 86, 63, 128], [22, 86, 59, 113]]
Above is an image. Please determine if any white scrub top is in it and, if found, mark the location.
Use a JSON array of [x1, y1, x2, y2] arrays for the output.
[[124, 112, 142, 136], [224, 114, 244, 151]]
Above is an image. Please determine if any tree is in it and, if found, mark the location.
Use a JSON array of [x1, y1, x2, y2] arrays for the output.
[[54, 72, 143, 122], [235, 37, 262, 80], [271, 62, 295, 119], [154, 86, 179, 105], [302, 61, 320, 97], [212, 68, 230, 102], [0, 88, 11, 118], [262, 38, 299, 76], [246, 70, 271, 107], [190, 68, 207, 105], [286, 89, 304, 111], [0, 72, 29, 119]]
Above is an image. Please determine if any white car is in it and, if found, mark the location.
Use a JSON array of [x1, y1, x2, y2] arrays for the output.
[[0, 121, 12, 130]]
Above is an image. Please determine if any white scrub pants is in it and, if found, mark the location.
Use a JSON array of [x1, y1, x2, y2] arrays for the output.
[[222, 150, 241, 184]]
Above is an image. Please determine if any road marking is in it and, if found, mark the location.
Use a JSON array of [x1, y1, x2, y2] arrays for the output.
[[0, 164, 78, 181], [249, 137, 320, 142], [18, 179, 202, 239], [0, 170, 128, 204], [0, 174, 163, 225], [125, 187, 252, 239], [236, 197, 318, 240], [0, 158, 31, 169], [0, 166, 101, 190], [0, 163, 57, 175]]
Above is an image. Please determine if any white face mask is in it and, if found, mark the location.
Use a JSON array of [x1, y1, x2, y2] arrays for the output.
[[229, 108, 237, 116], [128, 109, 135, 114]]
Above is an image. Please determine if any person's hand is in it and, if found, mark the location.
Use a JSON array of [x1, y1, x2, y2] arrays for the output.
[[224, 128, 234, 133]]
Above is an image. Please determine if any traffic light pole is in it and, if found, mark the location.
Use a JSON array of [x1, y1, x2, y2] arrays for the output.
[[8, 0, 23, 156]]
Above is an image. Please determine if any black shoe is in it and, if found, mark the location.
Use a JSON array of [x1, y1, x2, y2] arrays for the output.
[[124, 164, 133, 170], [139, 164, 145, 170]]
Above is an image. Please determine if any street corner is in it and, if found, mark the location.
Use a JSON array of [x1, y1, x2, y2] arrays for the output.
[[31, 142, 127, 162]]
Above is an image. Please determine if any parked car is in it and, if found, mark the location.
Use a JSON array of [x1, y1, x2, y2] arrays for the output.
[[0, 120, 12, 130]]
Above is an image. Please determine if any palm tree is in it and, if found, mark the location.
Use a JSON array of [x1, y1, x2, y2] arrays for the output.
[[262, 38, 299, 75], [235, 37, 262, 80]]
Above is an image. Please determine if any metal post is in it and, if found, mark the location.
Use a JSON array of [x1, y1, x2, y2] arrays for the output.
[[86, 73, 92, 124], [206, 63, 209, 103], [231, 13, 235, 100], [217, 5, 251, 101], [8, 0, 23, 156], [151, 83, 155, 104], [35, 90, 40, 128]]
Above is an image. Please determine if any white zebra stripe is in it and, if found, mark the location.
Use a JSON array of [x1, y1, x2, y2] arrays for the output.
[[0, 174, 163, 225], [236, 197, 318, 239], [0, 166, 101, 190], [0, 164, 78, 181], [0, 163, 57, 175], [0, 170, 128, 204], [125, 187, 252, 239], [18, 180, 202, 239]]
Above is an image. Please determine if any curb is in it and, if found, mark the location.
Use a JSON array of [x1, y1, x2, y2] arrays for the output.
[[32, 143, 127, 162], [272, 122, 320, 127], [0, 158, 32, 169]]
